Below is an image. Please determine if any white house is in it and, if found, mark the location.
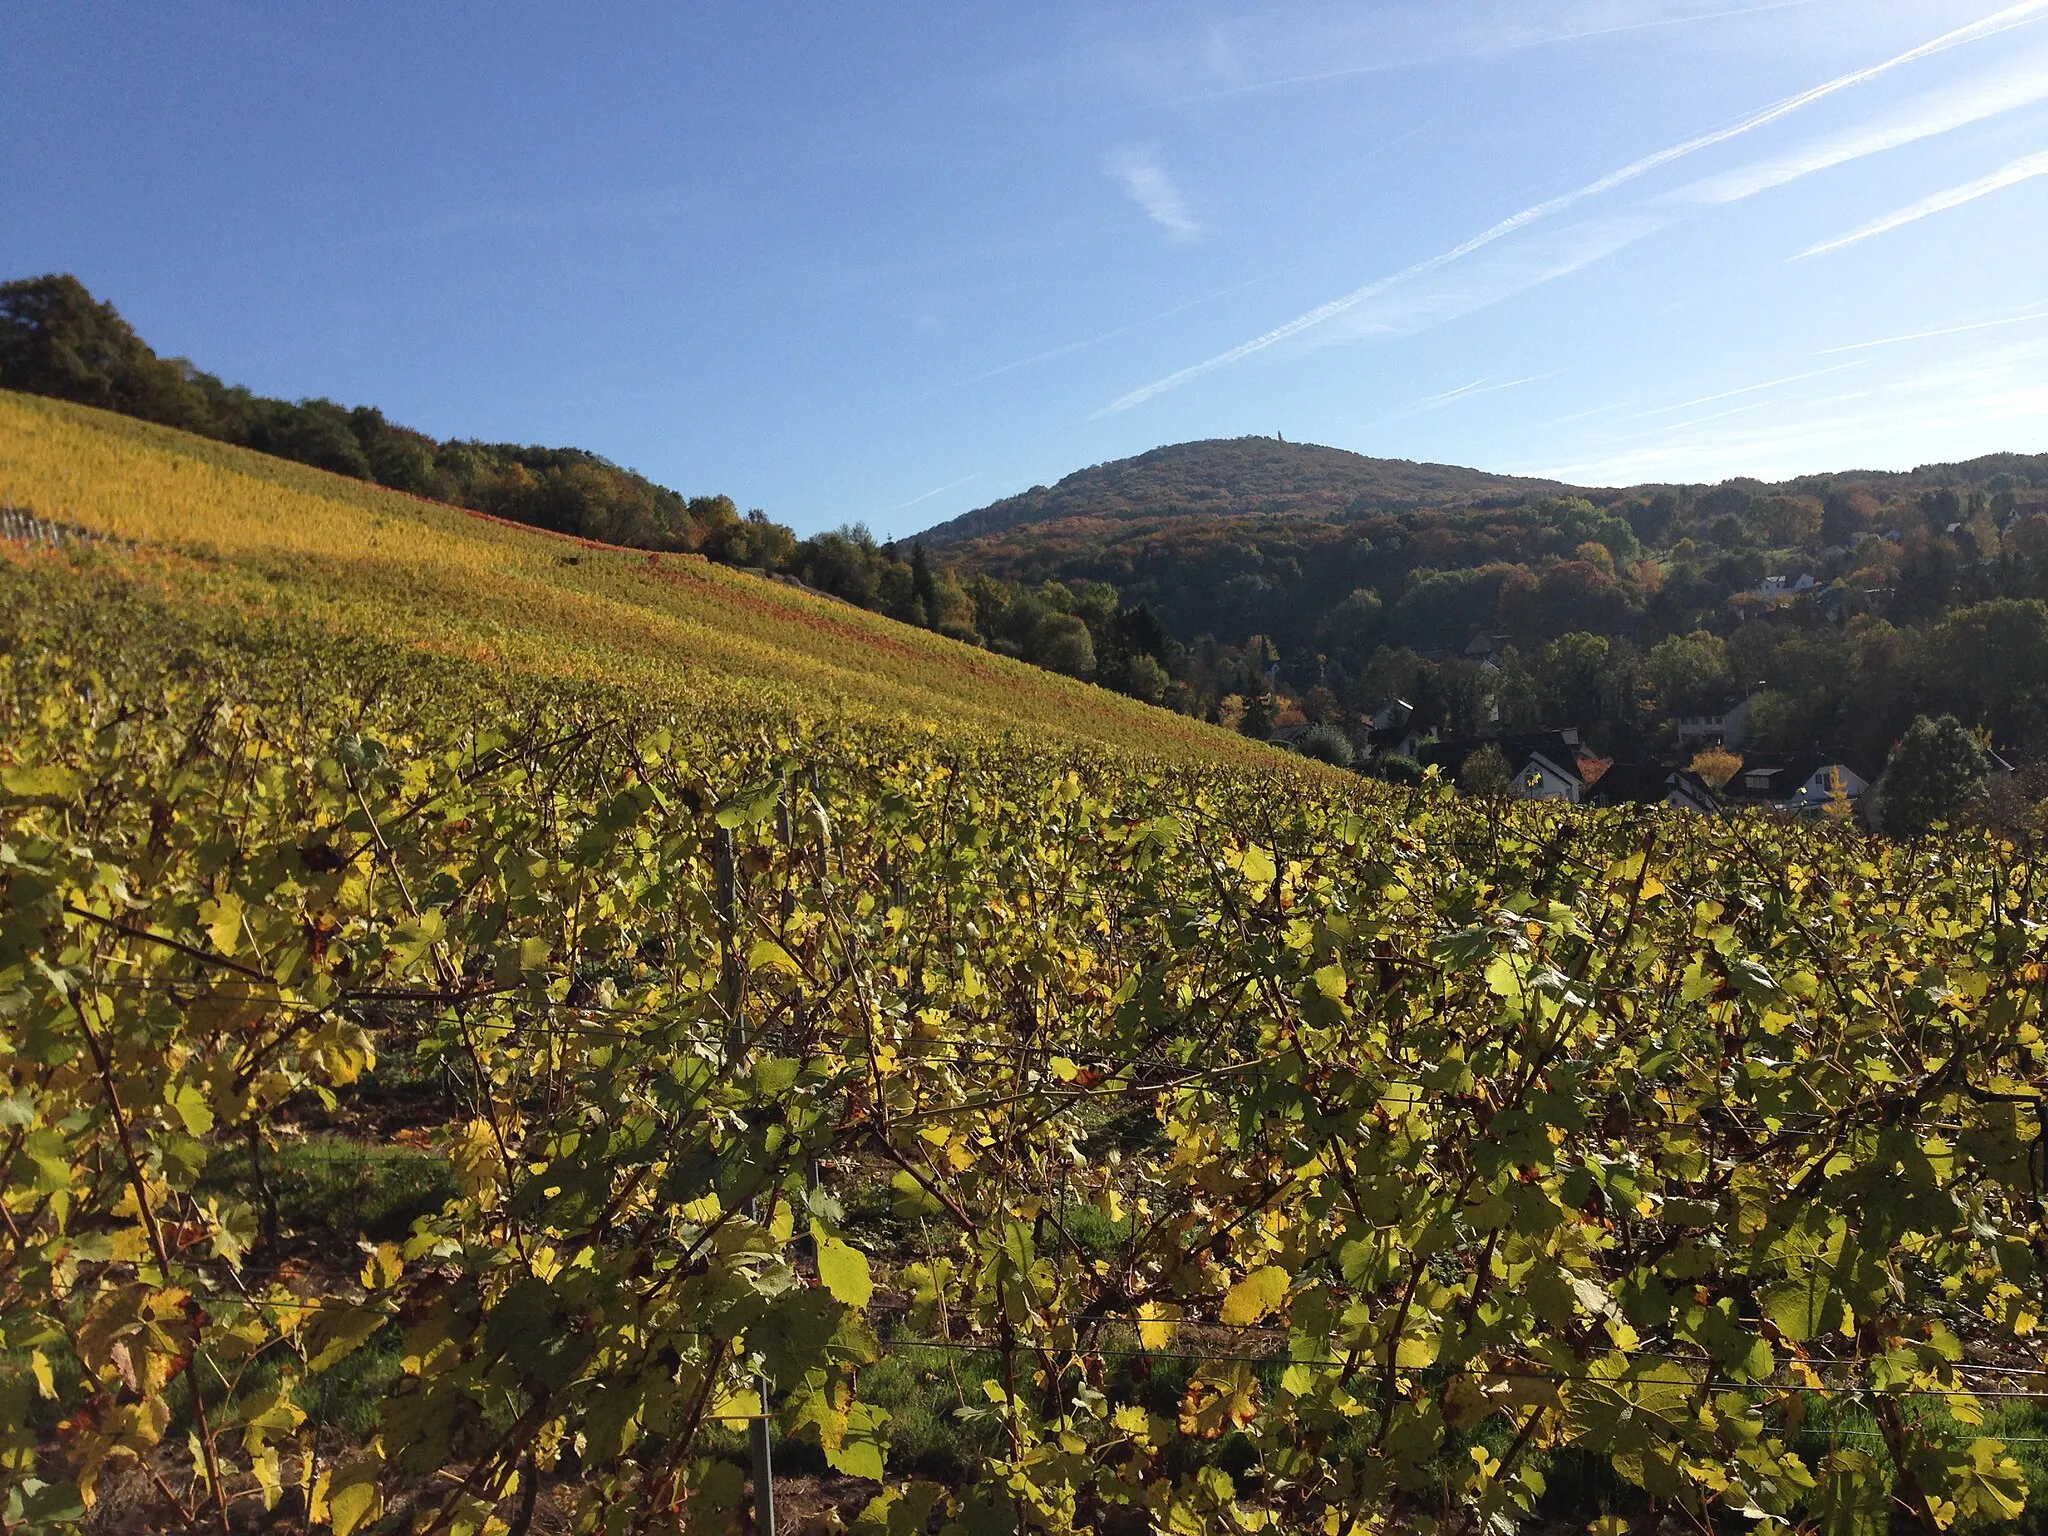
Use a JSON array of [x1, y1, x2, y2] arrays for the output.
[[1511, 750, 1587, 805], [1730, 755, 1870, 812], [1676, 693, 1762, 750]]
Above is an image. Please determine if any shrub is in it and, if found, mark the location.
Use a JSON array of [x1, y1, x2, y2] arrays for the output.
[[1297, 722, 1355, 768], [1459, 743, 1513, 796], [1370, 753, 1424, 785]]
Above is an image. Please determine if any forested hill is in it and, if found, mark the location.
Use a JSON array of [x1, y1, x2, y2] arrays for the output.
[[919, 429, 2048, 773], [917, 436, 1571, 545]]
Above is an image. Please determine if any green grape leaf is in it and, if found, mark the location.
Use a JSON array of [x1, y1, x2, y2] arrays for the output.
[[824, 1402, 890, 1481]]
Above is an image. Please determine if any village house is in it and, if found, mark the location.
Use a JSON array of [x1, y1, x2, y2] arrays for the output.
[[1674, 693, 1763, 750], [1419, 731, 1590, 805], [1720, 752, 1870, 813], [1581, 764, 1721, 814]]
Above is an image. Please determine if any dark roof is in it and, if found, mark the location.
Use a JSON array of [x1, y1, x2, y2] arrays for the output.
[[1583, 764, 1717, 809], [1367, 724, 1421, 752], [1722, 751, 1870, 800]]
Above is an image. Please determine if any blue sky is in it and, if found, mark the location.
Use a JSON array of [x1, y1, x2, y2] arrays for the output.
[[5, 2, 2047, 537]]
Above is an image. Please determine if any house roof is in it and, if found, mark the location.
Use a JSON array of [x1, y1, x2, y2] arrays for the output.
[[1723, 751, 1870, 799], [1582, 764, 1718, 809]]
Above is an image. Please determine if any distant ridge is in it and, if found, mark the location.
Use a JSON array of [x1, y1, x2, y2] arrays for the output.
[[917, 436, 1574, 546]]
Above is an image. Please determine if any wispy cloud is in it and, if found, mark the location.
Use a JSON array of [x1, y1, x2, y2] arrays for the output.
[[1300, 54, 2048, 355], [894, 474, 980, 512], [1103, 146, 1203, 240], [1373, 372, 1557, 426], [1799, 145, 2048, 257], [1098, 0, 2048, 414]]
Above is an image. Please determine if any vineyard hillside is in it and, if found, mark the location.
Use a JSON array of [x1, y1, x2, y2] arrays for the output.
[[0, 388, 1279, 767], [3, 385, 2046, 1536]]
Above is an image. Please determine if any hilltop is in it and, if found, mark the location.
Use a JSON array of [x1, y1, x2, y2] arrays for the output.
[[917, 436, 1570, 545]]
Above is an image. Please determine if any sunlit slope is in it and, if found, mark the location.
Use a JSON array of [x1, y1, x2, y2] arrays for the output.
[[0, 389, 1273, 762]]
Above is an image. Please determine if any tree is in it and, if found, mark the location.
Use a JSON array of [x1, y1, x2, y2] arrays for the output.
[[1648, 631, 1734, 717], [1687, 747, 1743, 790], [1034, 613, 1096, 678], [1762, 495, 1823, 546], [1876, 714, 1989, 835], [1370, 753, 1425, 785], [909, 543, 940, 628], [0, 272, 208, 427], [1928, 599, 2048, 748], [1536, 633, 1614, 731], [1239, 689, 1277, 740], [1821, 766, 1856, 821], [1124, 654, 1169, 705], [1316, 588, 1384, 669], [1459, 744, 1513, 797]]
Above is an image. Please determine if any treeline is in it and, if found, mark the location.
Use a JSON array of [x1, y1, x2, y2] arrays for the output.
[[1313, 595, 2048, 767], [0, 275, 1185, 707], [0, 274, 789, 558], [950, 475, 2048, 664], [947, 444, 2048, 763]]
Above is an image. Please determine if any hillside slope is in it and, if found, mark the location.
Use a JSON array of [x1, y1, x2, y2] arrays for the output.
[[0, 389, 1279, 766], [916, 436, 1571, 546]]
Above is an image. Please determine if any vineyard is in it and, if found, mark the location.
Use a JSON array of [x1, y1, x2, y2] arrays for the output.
[[0, 389, 1277, 768], [1, 402, 2047, 1535]]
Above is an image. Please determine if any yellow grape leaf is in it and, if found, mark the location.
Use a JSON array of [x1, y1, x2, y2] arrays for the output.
[[824, 1401, 889, 1481], [747, 939, 800, 975], [814, 1225, 873, 1307], [359, 1243, 402, 1291], [0, 764, 83, 802], [327, 1458, 382, 1536], [1220, 1265, 1289, 1327], [202, 894, 246, 957], [1137, 1302, 1180, 1349], [710, 1385, 763, 1424]]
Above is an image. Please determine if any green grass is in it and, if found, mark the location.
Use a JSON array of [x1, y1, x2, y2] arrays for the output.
[[200, 1136, 458, 1248]]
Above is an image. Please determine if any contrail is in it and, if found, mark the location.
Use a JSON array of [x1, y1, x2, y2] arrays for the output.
[[893, 474, 981, 512], [1799, 145, 2048, 256], [1813, 304, 2048, 353], [1133, 0, 1825, 114], [881, 273, 1275, 411], [1624, 362, 1864, 419], [1098, 0, 2048, 415]]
